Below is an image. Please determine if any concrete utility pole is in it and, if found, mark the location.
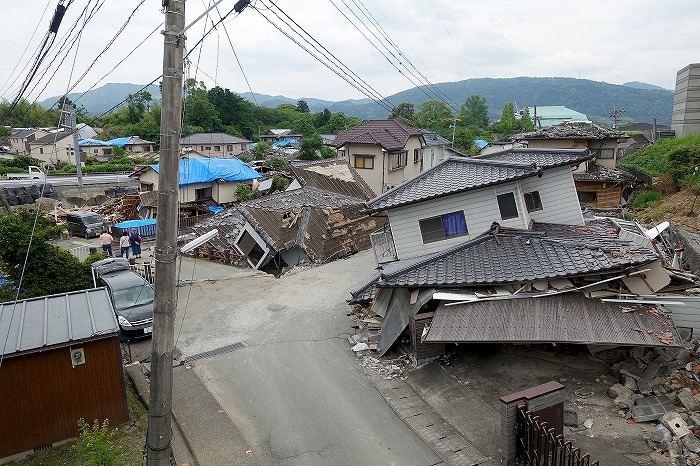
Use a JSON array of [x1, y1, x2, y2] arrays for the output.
[[60, 104, 83, 189], [146, 0, 184, 464]]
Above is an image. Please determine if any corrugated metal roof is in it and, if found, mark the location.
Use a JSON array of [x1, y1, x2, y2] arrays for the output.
[[0, 288, 119, 357], [425, 294, 682, 347]]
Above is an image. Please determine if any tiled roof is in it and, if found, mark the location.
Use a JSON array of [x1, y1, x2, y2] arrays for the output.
[[180, 132, 251, 144], [365, 157, 541, 212], [241, 186, 363, 211], [331, 119, 423, 151], [512, 122, 626, 141], [289, 158, 376, 200], [476, 148, 592, 166], [572, 164, 638, 182], [421, 129, 451, 147], [375, 224, 658, 288], [31, 130, 73, 145], [10, 128, 41, 139]]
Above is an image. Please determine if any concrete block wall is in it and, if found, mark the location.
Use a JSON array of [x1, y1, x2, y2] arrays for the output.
[[672, 63, 700, 138], [499, 381, 565, 466]]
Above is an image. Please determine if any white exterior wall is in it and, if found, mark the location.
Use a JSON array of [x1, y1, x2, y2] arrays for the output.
[[422, 145, 448, 170], [388, 168, 583, 260], [29, 138, 75, 166], [520, 166, 584, 225]]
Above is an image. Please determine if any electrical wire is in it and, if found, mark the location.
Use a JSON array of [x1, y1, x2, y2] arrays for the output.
[[427, 0, 479, 79], [214, 3, 258, 105]]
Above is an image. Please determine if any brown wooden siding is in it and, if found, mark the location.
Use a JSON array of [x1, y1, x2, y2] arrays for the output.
[[575, 180, 622, 208], [0, 336, 127, 459]]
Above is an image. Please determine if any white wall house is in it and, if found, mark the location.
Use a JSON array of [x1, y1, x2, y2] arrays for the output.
[[365, 148, 592, 261]]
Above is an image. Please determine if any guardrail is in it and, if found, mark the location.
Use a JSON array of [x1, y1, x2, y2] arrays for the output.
[[68, 244, 92, 262]]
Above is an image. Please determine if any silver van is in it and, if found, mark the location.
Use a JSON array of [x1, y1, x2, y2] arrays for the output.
[[66, 211, 106, 238]]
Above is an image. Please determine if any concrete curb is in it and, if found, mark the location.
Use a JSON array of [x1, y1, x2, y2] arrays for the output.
[[368, 372, 495, 466]]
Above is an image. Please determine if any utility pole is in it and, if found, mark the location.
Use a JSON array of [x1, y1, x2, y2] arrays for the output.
[[146, 0, 184, 464], [610, 106, 625, 129], [60, 104, 83, 189]]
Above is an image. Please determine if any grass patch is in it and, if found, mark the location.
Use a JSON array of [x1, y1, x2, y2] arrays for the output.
[[619, 133, 700, 177], [629, 190, 662, 208], [8, 379, 147, 466]]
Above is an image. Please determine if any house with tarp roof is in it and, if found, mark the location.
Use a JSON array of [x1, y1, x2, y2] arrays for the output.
[[131, 157, 261, 205]]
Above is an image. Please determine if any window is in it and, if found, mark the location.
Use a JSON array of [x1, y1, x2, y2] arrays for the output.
[[414, 148, 422, 163], [195, 187, 212, 199], [39, 147, 43, 154], [390, 151, 408, 170], [497, 192, 519, 220], [577, 191, 597, 202], [241, 144, 247, 150], [354, 155, 374, 169], [142, 145, 151, 152], [93, 149, 99, 154], [226, 145, 233, 152], [419, 211, 468, 243], [204, 146, 211, 151], [596, 148, 614, 159], [141, 183, 154, 192], [214, 146, 221, 151], [524, 191, 543, 212]]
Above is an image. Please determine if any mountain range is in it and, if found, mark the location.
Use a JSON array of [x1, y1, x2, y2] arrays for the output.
[[41, 77, 674, 126]]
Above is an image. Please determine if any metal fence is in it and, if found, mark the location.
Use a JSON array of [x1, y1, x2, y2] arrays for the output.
[[68, 244, 92, 262], [369, 224, 397, 264], [129, 262, 155, 284], [516, 406, 598, 466]]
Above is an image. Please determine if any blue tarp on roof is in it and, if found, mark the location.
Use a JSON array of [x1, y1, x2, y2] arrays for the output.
[[105, 136, 132, 147], [271, 139, 298, 147], [78, 138, 109, 147], [150, 157, 262, 187], [474, 139, 488, 150]]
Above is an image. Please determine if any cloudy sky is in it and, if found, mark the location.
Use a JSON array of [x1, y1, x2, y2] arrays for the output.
[[1, 0, 697, 105]]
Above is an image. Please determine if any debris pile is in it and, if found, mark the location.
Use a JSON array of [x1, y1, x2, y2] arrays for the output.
[[607, 341, 700, 465], [0, 184, 60, 206]]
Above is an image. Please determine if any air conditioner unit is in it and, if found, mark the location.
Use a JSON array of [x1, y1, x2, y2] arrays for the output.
[[71, 347, 86, 367]]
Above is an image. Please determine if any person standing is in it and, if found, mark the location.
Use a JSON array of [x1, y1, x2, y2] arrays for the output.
[[129, 228, 142, 258], [100, 230, 114, 257], [119, 231, 130, 258]]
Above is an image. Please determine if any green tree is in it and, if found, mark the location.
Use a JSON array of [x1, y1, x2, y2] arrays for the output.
[[314, 108, 332, 128], [270, 175, 290, 192], [415, 100, 453, 131], [263, 156, 288, 171], [296, 100, 310, 113], [235, 184, 262, 202], [0, 209, 93, 300], [520, 106, 534, 132], [0, 126, 10, 138], [297, 134, 323, 160], [459, 95, 489, 128], [251, 141, 270, 159], [388, 102, 415, 124], [493, 102, 519, 137], [321, 146, 336, 159]]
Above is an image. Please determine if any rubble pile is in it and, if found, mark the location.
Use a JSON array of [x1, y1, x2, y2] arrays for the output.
[[608, 342, 700, 465], [1, 184, 60, 206]]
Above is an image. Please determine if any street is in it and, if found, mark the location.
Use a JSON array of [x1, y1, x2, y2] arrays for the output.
[[131, 250, 441, 465], [0, 173, 133, 188]]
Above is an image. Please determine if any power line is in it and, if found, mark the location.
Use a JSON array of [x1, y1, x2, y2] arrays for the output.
[[214, 4, 258, 105], [427, 0, 478, 79]]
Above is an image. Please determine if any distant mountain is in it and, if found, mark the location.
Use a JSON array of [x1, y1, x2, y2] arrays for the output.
[[623, 81, 668, 91], [46, 78, 674, 127], [245, 77, 674, 126], [40, 82, 161, 116]]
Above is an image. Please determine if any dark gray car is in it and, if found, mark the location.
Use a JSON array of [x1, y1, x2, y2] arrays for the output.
[[91, 257, 154, 339]]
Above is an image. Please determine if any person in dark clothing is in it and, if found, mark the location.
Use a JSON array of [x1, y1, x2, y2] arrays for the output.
[[129, 228, 142, 258]]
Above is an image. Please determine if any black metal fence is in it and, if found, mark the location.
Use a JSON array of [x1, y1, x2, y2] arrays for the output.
[[516, 406, 598, 466]]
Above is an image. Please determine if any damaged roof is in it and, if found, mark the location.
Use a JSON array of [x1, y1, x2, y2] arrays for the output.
[[424, 294, 682, 347], [572, 163, 638, 182], [512, 122, 626, 141], [365, 149, 591, 213], [349, 223, 658, 300], [331, 119, 423, 151], [289, 158, 376, 200]]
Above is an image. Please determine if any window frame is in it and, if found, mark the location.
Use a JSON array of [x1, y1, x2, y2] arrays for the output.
[[195, 186, 213, 200], [524, 190, 543, 212], [413, 148, 422, 163], [389, 151, 408, 170], [419, 210, 469, 244], [353, 155, 374, 169], [497, 192, 519, 220], [577, 191, 598, 202], [596, 148, 615, 159]]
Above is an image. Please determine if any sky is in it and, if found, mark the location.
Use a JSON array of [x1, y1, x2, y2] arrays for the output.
[[1, 0, 698, 106]]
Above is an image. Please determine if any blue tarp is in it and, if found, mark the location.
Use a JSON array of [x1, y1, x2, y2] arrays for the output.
[[150, 157, 262, 187], [78, 138, 109, 147], [474, 139, 488, 150], [271, 139, 298, 147], [114, 218, 157, 237], [208, 206, 224, 213], [105, 136, 132, 148]]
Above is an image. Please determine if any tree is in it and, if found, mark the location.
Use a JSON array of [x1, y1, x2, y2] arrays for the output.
[[415, 100, 453, 131], [520, 106, 534, 132], [388, 102, 415, 124], [235, 184, 262, 202], [314, 108, 332, 128], [297, 134, 323, 160], [263, 156, 288, 171], [0, 126, 11, 138], [459, 95, 489, 128], [270, 175, 290, 192], [493, 102, 519, 137], [0, 209, 93, 300], [251, 141, 270, 159], [296, 100, 310, 113], [321, 146, 336, 159]]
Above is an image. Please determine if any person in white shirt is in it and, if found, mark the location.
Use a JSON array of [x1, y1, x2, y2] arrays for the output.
[[119, 231, 131, 258]]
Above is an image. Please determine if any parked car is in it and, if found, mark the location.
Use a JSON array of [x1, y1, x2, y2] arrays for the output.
[[66, 211, 107, 238], [91, 257, 154, 339], [6, 165, 46, 180]]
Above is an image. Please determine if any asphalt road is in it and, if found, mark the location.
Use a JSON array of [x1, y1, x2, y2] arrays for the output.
[[131, 251, 441, 466], [0, 173, 133, 188]]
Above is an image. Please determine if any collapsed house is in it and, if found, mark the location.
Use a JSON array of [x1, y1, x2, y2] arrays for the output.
[[348, 148, 698, 359]]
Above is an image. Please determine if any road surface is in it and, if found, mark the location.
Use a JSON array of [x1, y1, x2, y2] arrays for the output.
[[0, 173, 134, 188]]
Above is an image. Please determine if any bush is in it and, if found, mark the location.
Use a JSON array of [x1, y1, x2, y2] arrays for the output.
[[629, 190, 661, 208], [270, 175, 290, 192], [73, 418, 125, 466], [263, 156, 288, 172], [235, 184, 262, 202]]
